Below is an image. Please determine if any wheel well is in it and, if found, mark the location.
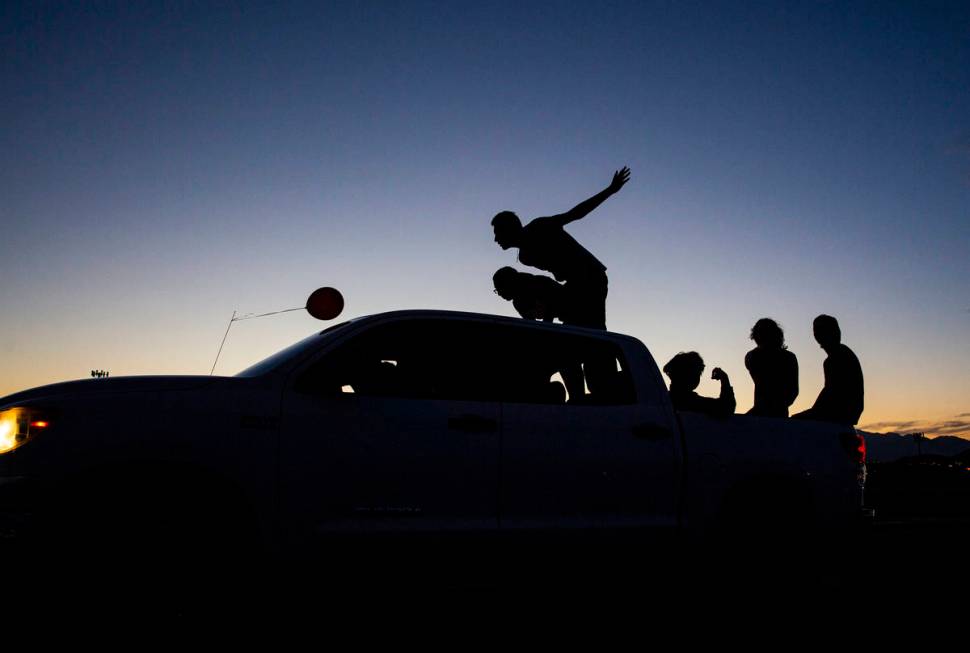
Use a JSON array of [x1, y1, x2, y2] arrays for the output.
[[29, 461, 267, 606], [41, 460, 260, 558]]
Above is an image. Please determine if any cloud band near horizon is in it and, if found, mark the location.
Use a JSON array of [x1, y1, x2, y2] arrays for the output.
[[860, 413, 970, 440]]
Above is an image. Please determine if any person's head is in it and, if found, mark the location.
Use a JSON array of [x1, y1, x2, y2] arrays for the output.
[[813, 314, 841, 349], [492, 266, 521, 300], [750, 318, 786, 349], [491, 211, 522, 250], [663, 351, 705, 390]]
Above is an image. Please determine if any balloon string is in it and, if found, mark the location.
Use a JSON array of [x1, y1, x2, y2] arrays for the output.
[[232, 306, 304, 321], [210, 310, 237, 376], [209, 305, 305, 375]]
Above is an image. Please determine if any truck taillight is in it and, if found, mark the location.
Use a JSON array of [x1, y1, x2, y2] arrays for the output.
[[840, 431, 866, 465]]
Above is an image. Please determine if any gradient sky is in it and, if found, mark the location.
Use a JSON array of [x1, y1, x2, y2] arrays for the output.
[[2, 1, 968, 437]]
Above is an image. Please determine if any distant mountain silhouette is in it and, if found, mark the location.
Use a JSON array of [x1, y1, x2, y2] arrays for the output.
[[861, 431, 970, 463]]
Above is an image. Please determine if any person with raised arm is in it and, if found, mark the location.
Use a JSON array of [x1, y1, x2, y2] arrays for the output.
[[663, 352, 736, 418], [491, 166, 630, 330]]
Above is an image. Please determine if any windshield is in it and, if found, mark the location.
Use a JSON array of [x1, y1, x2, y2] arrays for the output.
[[235, 321, 352, 377]]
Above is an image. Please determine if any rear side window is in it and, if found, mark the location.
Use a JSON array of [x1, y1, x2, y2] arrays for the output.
[[295, 318, 635, 406], [294, 320, 506, 403], [490, 326, 636, 406]]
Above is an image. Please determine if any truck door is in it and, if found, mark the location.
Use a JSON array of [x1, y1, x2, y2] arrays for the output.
[[278, 318, 502, 550], [497, 327, 680, 531]]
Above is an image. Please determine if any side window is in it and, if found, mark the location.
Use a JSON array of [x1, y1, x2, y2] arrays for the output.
[[494, 327, 636, 406], [294, 320, 503, 403]]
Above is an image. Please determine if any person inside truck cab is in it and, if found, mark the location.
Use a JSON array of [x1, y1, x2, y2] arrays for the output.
[[663, 351, 736, 417]]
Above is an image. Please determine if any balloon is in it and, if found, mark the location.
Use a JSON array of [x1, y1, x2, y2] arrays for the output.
[[306, 287, 345, 320]]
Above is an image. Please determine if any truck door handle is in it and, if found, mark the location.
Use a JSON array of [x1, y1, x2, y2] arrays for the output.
[[448, 414, 498, 433], [633, 422, 673, 441]]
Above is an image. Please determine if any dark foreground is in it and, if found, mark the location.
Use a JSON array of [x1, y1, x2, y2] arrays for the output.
[[5, 457, 966, 626], [3, 518, 965, 627]]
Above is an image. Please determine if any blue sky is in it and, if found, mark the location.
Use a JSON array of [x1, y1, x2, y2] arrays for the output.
[[2, 1, 968, 434]]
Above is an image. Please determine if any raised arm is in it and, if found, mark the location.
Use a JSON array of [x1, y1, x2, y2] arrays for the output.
[[554, 166, 630, 225], [711, 367, 737, 416]]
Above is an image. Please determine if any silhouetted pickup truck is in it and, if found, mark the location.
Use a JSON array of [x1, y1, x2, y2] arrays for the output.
[[0, 310, 865, 578]]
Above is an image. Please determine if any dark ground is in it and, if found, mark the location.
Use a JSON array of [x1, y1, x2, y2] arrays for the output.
[[5, 458, 967, 627]]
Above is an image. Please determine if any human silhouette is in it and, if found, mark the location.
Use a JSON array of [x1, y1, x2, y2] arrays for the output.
[[663, 352, 735, 417], [491, 166, 630, 330], [493, 266, 587, 398], [492, 267, 569, 323], [745, 318, 799, 417], [794, 315, 864, 426]]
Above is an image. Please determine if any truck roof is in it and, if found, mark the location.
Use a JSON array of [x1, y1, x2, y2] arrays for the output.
[[341, 309, 645, 347]]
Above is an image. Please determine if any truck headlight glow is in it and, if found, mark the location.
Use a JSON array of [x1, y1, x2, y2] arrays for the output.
[[0, 408, 48, 455]]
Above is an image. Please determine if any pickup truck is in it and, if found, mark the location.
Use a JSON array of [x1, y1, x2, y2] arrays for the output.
[[0, 309, 866, 583]]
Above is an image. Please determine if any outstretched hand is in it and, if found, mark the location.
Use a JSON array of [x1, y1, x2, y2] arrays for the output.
[[609, 166, 631, 193]]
